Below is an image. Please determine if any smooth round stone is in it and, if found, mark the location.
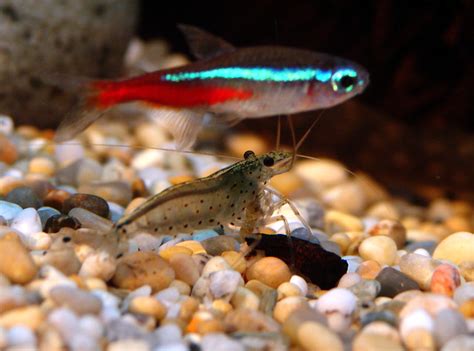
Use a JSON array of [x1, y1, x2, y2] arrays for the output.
[[56, 158, 102, 187], [169, 253, 200, 286], [176, 240, 206, 255], [129, 296, 166, 320], [201, 332, 245, 351], [297, 320, 344, 351], [338, 272, 362, 288], [112, 252, 175, 292], [459, 261, 474, 282], [290, 275, 308, 296], [357, 260, 382, 280], [399, 293, 456, 318], [29, 157, 56, 177], [201, 235, 238, 255], [6, 187, 42, 209], [353, 332, 403, 351], [400, 309, 434, 339], [316, 288, 357, 332], [361, 321, 400, 341], [0, 233, 37, 284], [368, 219, 406, 249], [159, 246, 193, 261], [430, 264, 461, 296], [224, 307, 280, 333], [37, 206, 61, 227], [433, 232, 474, 265], [360, 310, 398, 327], [348, 279, 381, 300], [0, 135, 18, 165], [44, 214, 81, 233], [325, 210, 363, 234], [442, 335, 474, 351], [343, 255, 363, 273], [108, 340, 150, 351], [453, 283, 474, 305], [10, 207, 42, 237], [0, 200, 22, 222], [221, 251, 246, 274], [79, 252, 117, 281], [403, 328, 436, 351], [231, 286, 260, 310], [376, 267, 420, 298], [295, 159, 348, 190], [277, 282, 303, 299], [209, 269, 243, 300], [201, 256, 231, 277], [34, 247, 81, 276], [359, 236, 397, 266], [0, 305, 44, 331], [50, 286, 102, 315], [78, 181, 132, 207], [330, 232, 351, 255], [6, 326, 36, 348], [0, 115, 14, 135], [246, 257, 292, 289], [434, 309, 468, 347], [322, 180, 367, 214], [43, 189, 72, 212], [68, 207, 113, 233], [405, 241, 437, 254], [399, 253, 441, 290], [63, 193, 109, 218], [274, 296, 309, 324]]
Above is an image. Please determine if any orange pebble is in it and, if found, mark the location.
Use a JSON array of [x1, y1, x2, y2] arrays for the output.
[[357, 260, 382, 280], [430, 264, 461, 296]]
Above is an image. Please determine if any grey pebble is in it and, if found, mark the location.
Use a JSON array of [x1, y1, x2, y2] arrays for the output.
[[360, 310, 398, 327], [5, 186, 42, 209], [434, 309, 468, 348], [405, 240, 437, 254], [201, 235, 239, 255], [376, 267, 420, 298], [37, 206, 61, 227]]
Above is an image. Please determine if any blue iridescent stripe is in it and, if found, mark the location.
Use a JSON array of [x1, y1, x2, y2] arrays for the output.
[[162, 67, 332, 83]]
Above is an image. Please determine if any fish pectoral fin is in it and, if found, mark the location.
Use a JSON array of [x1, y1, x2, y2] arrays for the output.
[[220, 113, 244, 127], [178, 24, 235, 60], [147, 107, 205, 150]]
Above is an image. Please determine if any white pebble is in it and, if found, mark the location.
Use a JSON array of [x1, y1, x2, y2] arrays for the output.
[[48, 307, 79, 341], [209, 269, 243, 300], [413, 248, 431, 257], [154, 324, 182, 345], [78, 315, 104, 340], [342, 256, 362, 273], [6, 326, 36, 347], [201, 257, 231, 277], [290, 275, 308, 296], [201, 333, 245, 351], [70, 333, 98, 351], [316, 288, 357, 332], [108, 339, 150, 351], [400, 309, 434, 339], [91, 289, 121, 308], [154, 342, 188, 351], [11, 208, 42, 237], [24, 231, 52, 250], [0, 115, 14, 135], [79, 252, 117, 281], [55, 140, 85, 166], [155, 287, 180, 308], [0, 327, 6, 349]]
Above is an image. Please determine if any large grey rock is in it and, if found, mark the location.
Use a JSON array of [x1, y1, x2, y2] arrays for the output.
[[0, 0, 138, 127]]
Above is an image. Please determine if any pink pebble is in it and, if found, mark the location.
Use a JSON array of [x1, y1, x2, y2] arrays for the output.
[[430, 264, 461, 297]]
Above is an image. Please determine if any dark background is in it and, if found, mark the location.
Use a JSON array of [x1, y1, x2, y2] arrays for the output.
[[138, 0, 473, 200]]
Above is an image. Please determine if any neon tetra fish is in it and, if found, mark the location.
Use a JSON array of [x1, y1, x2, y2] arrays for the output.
[[55, 25, 369, 148]]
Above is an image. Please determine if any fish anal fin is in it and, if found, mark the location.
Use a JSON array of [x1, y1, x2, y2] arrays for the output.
[[146, 106, 205, 150], [178, 24, 235, 60]]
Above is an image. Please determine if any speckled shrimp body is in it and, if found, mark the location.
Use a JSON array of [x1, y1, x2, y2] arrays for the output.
[[115, 150, 295, 237]]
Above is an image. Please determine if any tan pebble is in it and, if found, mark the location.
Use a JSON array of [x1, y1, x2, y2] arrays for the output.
[[353, 332, 403, 351], [0, 135, 18, 165], [430, 264, 461, 296], [169, 253, 200, 286], [357, 260, 382, 280], [29, 157, 56, 176], [374, 296, 393, 306], [322, 180, 367, 214], [433, 231, 474, 265], [50, 286, 102, 315], [227, 133, 268, 157], [224, 308, 280, 333], [221, 251, 246, 274], [399, 293, 456, 318], [169, 174, 195, 185], [295, 159, 348, 190], [459, 261, 474, 282], [129, 296, 166, 320], [368, 219, 406, 248], [359, 236, 397, 266], [459, 299, 474, 318], [169, 280, 191, 295], [399, 253, 441, 290], [403, 328, 436, 351], [196, 319, 225, 335], [297, 321, 344, 351], [393, 290, 424, 303], [330, 232, 351, 255], [366, 201, 400, 220], [245, 279, 274, 297], [231, 286, 260, 310], [246, 257, 291, 288], [0, 305, 44, 330], [406, 229, 439, 242], [179, 296, 200, 322], [338, 272, 362, 288], [112, 252, 175, 292], [176, 240, 206, 255], [325, 210, 363, 234], [211, 299, 233, 315], [277, 282, 302, 299], [269, 172, 302, 197], [34, 247, 82, 276], [273, 296, 309, 324], [85, 278, 107, 291], [0, 233, 37, 284], [362, 321, 400, 342]]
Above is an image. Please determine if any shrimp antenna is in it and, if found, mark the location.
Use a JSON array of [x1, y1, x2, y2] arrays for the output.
[[287, 115, 297, 168], [295, 110, 325, 152], [275, 115, 282, 151]]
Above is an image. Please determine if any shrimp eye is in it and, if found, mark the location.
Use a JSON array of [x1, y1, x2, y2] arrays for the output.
[[244, 150, 255, 159], [263, 156, 274, 167]]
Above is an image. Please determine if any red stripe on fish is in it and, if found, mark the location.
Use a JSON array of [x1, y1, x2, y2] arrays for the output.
[[92, 80, 253, 109]]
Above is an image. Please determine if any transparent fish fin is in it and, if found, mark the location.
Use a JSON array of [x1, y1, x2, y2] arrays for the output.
[[147, 107, 205, 150], [220, 113, 244, 127], [177, 24, 235, 60]]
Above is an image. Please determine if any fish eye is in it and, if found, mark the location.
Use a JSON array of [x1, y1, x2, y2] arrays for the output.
[[263, 156, 274, 167], [244, 150, 255, 159], [331, 69, 358, 93]]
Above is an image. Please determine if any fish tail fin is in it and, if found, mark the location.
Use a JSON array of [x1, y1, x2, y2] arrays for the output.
[[41, 74, 118, 142]]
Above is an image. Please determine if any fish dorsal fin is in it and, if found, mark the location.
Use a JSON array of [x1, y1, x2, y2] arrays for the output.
[[178, 24, 235, 60]]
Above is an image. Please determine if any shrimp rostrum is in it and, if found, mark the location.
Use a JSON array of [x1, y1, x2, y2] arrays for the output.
[[115, 149, 307, 239]]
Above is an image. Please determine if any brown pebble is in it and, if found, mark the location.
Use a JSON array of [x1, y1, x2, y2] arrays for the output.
[[112, 252, 175, 292], [0, 233, 37, 284], [368, 219, 407, 248], [63, 193, 110, 218], [0, 134, 18, 165], [169, 253, 200, 286], [246, 257, 292, 289], [50, 286, 102, 315], [357, 260, 382, 280], [196, 319, 225, 335], [430, 264, 461, 296], [224, 308, 280, 333], [44, 189, 72, 211]]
